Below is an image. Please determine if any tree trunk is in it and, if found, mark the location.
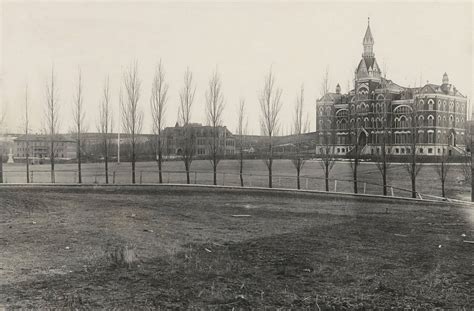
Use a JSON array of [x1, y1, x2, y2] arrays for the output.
[[51, 141, 55, 183], [442, 179, 446, 198], [213, 168, 217, 185], [26, 150, 30, 183], [382, 160, 387, 196], [325, 166, 329, 192], [213, 156, 217, 186], [0, 153, 3, 184], [296, 166, 300, 190], [353, 160, 358, 194], [77, 139, 82, 184], [158, 150, 163, 184], [104, 139, 109, 184], [239, 154, 244, 187], [131, 143, 136, 184], [268, 159, 273, 188], [185, 160, 190, 184]]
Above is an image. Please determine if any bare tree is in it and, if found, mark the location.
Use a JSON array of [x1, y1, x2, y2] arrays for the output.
[[45, 66, 60, 183], [72, 69, 86, 183], [435, 143, 451, 198], [374, 77, 391, 195], [320, 67, 330, 97], [348, 75, 364, 194], [318, 71, 336, 192], [291, 85, 309, 189], [98, 76, 113, 183], [24, 84, 30, 183], [205, 69, 225, 185], [150, 60, 168, 184], [259, 68, 283, 188], [121, 61, 143, 184], [178, 67, 196, 184], [236, 99, 247, 187], [404, 90, 423, 198]]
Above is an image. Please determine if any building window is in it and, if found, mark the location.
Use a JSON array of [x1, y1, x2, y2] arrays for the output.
[[428, 99, 434, 110], [395, 148, 399, 154], [419, 148, 424, 154], [428, 132, 434, 143], [428, 148, 433, 154], [418, 99, 425, 110], [418, 132, 424, 143], [427, 115, 434, 126]]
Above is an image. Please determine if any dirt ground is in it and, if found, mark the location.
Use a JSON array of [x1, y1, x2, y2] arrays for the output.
[[0, 186, 472, 309]]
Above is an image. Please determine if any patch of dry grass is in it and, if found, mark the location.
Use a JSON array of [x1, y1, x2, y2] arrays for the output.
[[0, 186, 472, 309]]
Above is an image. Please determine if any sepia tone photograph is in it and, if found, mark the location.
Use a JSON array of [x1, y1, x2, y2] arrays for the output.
[[0, 0, 473, 309]]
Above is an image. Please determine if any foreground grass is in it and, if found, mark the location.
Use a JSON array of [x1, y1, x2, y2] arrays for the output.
[[0, 186, 472, 309]]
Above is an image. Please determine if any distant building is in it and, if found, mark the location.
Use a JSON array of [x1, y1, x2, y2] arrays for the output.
[[13, 134, 76, 161], [316, 19, 469, 157], [162, 123, 235, 158]]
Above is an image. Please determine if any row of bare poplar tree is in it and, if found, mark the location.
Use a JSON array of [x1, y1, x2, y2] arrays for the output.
[[17, 62, 311, 189]]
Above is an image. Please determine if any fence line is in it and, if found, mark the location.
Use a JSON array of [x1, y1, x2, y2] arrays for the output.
[[0, 168, 455, 202]]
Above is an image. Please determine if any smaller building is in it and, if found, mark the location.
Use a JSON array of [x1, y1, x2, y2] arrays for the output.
[[14, 134, 76, 162], [162, 123, 235, 158]]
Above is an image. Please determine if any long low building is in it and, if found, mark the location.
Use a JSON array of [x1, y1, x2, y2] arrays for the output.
[[14, 134, 77, 161]]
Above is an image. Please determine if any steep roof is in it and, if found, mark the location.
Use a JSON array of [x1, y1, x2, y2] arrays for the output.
[[318, 92, 342, 102], [363, 19, 374, 45]]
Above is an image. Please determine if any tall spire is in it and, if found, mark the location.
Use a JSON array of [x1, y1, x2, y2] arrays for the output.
[[362, 17, 374, 58]]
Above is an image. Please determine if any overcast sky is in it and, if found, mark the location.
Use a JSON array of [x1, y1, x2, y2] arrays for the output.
[[1, 0, 472, 135]]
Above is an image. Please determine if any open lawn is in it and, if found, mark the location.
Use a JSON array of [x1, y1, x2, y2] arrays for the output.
[[0, 186, 472, 309], [2, 159, 472, 200]]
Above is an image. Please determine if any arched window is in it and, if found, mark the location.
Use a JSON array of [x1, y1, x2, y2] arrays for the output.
[[418, 131, 424, 143], [437, 116, 441, 126], [358, 87, 368, 95], [449, 115, 454, 127], [427, 115, 434, 126], [418, 115, 424, 126], [443, 101, 447, 111], [364, 117, 370, 128], [428, 132, 434, 144], [443, 116, 447, 127], [418, 99, 425, 110], [428, 99, 434, 110], [377, 94, 385, 101], [339, 119, 347, 130], [400, 116, 408, 128]]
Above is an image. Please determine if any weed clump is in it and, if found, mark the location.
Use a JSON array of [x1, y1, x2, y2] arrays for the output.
[[108, 244, 139, 268]]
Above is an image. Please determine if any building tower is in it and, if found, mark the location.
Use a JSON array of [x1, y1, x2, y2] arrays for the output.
[[355, 18, 381, 83]]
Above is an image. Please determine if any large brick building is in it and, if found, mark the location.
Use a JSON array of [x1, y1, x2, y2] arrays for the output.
[[162, 123, 235, 158], [316, 19, 468, 157]]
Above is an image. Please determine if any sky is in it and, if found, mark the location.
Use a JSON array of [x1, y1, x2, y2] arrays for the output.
[[1, 0, 472, 135]]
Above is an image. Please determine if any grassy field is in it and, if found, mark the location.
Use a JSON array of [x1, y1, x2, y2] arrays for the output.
[[0, 186, 472, 309], [2, 158, 472, 200]]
